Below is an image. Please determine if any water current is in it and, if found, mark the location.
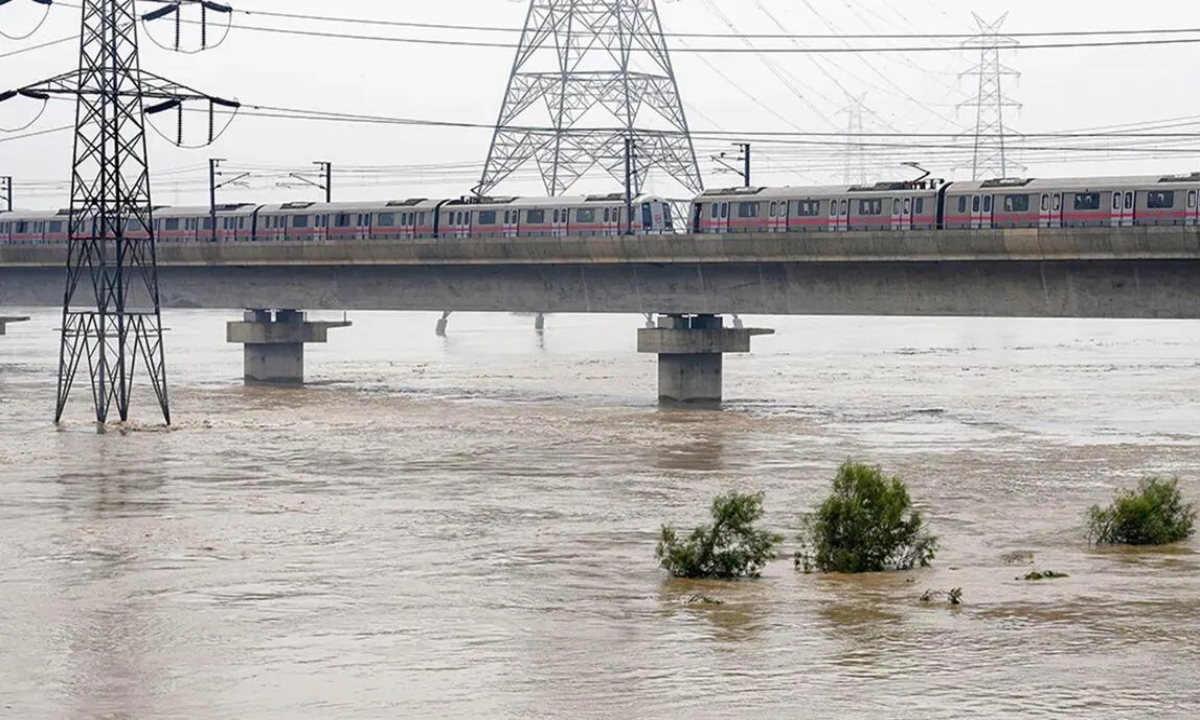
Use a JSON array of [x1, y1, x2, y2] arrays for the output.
[[1, 310, 1197, 719]]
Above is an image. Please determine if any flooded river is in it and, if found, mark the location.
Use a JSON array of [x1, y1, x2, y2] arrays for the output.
[[1, 310, 1197, 719]]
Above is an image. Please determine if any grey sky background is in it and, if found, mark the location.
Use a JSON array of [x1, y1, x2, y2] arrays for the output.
[[2, 0, 1199, 209]]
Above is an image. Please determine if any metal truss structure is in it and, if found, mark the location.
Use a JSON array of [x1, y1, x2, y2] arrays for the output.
[[840, 93, 867, 186], [961, 13, 1023, 180], [1, 0, 234, 424], [477, 0, 703, 197]]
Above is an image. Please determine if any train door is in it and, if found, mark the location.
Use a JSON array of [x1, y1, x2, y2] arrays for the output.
[[970, 194, 993, 229], [832, 198, 849, 231], [1040, 193, 1064, 228], [692, 204, 703, 234], [767, 200, 784, 233], [1119, 191, 1135, 227], [890, 197, 912, 230], [1189, 190, 1200, 227], [708, 201, 729, 234]]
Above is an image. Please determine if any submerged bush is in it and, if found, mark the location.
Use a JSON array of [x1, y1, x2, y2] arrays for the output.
[[1086, 477, 1196, 546], [796, 462, 938, 573], [656, 491, 783, 579]]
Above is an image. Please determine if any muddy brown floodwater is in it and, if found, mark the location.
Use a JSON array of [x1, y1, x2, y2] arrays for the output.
[[1, 310, 1198, 719]]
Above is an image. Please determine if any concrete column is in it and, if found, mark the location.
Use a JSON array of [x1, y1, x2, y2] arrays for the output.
[[0, 316, 29, 336], [226, 309, 351, 384], [436, 311, 452, 337], [534, 312, 546, 332], [637, 314, 773, 405]]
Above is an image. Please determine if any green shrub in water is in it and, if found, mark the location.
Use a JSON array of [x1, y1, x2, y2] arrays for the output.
[[656, 491, 783, 579], [796, 462, 938, 573], [1086, 477, 1196, 546]]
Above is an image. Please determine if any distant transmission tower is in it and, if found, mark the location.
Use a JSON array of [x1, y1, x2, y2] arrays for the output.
[[840, 93, 867, 185], [960, 13, 1022, 180], [1, 0, 235, 424], [477, 0, 703, 197]]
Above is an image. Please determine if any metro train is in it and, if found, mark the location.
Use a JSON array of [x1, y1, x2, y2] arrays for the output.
[[0, 194, 676, 245], [3, 172, 1200, 245]]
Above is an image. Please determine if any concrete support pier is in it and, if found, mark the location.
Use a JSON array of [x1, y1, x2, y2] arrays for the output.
[[0, 316, 29, 336], [637, 314, 773, 404], [226, 309, 351, 384]]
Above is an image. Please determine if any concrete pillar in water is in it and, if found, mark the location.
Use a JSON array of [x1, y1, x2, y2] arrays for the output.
[[436, 311, 452, 337], [534, 313, 545, 332], [0, 316, 30, 336], [226, 309, 352, 384], [637, 314, 773, 405]]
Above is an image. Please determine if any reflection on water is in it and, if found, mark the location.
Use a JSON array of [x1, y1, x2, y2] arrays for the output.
[[1, 310, 1200, 719]]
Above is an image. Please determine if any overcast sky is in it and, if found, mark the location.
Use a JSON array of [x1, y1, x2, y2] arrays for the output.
[[2, 0, 1199, 209]]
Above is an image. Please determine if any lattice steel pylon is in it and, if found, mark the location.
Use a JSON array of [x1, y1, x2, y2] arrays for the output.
[[1, 0, 234, 424], [840, 93, 867, 186], [960, 13, 1022, 180], [477, 0, 703, 197]]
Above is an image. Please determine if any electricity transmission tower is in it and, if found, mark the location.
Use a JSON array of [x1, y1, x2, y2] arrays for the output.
[[840, 93, 867, 185], [960, 13, 1022, 180], [477, 0, 703, 197], [1, 0, 235, 424]]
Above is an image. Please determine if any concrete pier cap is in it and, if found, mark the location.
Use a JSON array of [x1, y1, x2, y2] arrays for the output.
[[0, 316, 30, 336], [226, 308, 351, 384], [637, 314, 774, 405]]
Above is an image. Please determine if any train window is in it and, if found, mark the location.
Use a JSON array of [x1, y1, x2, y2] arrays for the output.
[[1073, 193, 1101, 211], [335, 214, 351, 228], [721, 203, 729, 219], [972, 196, 980, 213], [858, 199, 883, 216], [418, 212, 426, 225], [603, 208, 610, 223], [710, 203, 718, 220], [292, 215, 309, 228], [1003, 195, 1029, 213], [1112, 193, 1121, 210], [663, 204, 673, 229], [829, 200, 837, 217], [1053, 195, 1061, 211], [1040, 195, 1049, 212], [527, 209, 546, 224], [796, 200, 820, 217], [126, 219, 140, 231], [504, 210, 512, 224], [983, 196, 993, 213], [893, 199, 901, 214], [1125, 192, 1133, 210], [378, 213, 393, 227], [1189, 191, 1197, 209], [479, 210, 497, 225], [904, 198, 911, 214], [737, 202, 760, 218], [1148, 191, 1176, 209], [49, 221, 63, 233], [915, 198, 925, 215], [578, 208, 595, 223], [958, 196, 968, 214], [839, 200, 847, 215], [201, 218, 213, 230], [553, 209, 560, 223], [769, 202, 777, 218]]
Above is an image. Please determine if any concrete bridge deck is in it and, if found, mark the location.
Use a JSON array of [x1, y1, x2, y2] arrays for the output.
[[2, 228, 1200, 317]]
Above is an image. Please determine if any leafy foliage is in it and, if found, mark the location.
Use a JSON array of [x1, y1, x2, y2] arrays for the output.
[[1087, 477, 1196, 546], [656, 491, 783, 579], [796, 462, 938, 573]]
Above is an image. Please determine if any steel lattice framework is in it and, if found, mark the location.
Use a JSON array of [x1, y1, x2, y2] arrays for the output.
[[2, 0, 232, 424], [961, 13, 1023, 181], [478, 0, 703, 197]]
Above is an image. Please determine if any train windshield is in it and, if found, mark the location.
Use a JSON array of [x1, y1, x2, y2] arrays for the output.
[[663, 203, 673, 230]]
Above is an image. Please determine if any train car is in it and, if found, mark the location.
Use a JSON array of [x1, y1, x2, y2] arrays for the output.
[[153, 204, 257, 243], [438, 193, 673, 239], [367, 199, 441, 240], [944, 173, 1200, 230], [693, 181, 943, 234], [0, 209, 70, 245]]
